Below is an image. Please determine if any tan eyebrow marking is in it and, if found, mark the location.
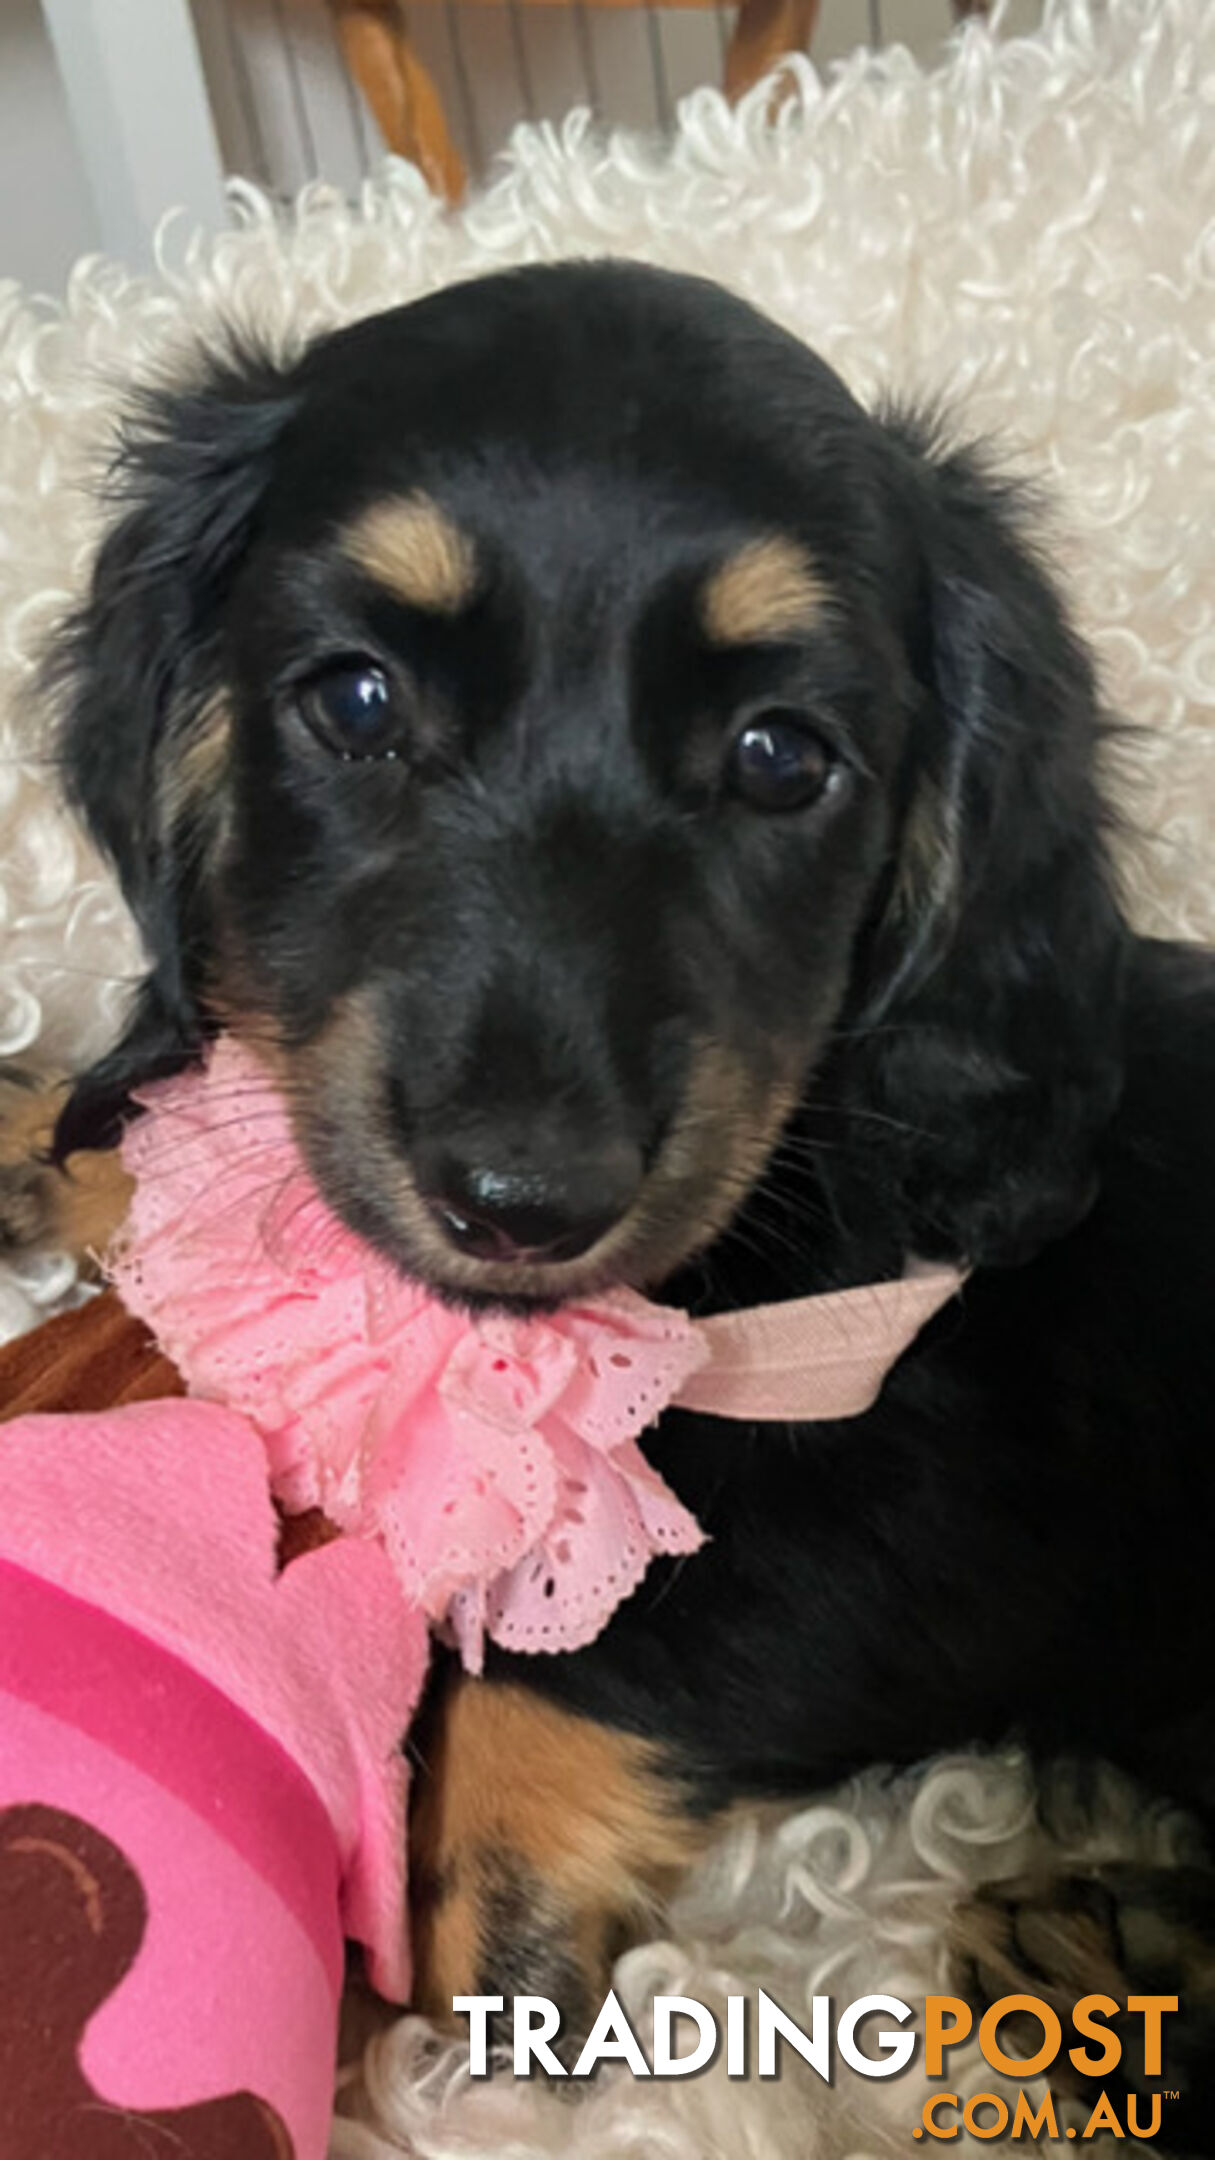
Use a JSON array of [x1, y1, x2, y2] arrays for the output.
[[342, 493, 477, 614], [701, 536, 828, 645]]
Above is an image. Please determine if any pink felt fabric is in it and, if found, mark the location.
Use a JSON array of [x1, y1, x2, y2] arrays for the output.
[[0, 1401, 424, 2001], [0, 1682, 338, 2154], [0, 1556, 342, 1986]]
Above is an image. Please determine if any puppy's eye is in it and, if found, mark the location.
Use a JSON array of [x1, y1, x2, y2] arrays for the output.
[[727, 710, 839, 812], [297, 661, 404, 760]]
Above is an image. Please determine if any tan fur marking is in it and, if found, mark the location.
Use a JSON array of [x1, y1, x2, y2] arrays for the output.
[[0, 1082, 133, 1269], [951, 1888, 1125, 2005], [892, 774, 961, 925], [702, 537, 827, 645], [158, 696, 233, 842], [411, 1857, 482, 2024], [343, 494, 476, 614], [630, 1036, 802, 1279], [281, 990, 803, 1302], [279, 991, 804, 1305], [410, 1677, 708, 2020]]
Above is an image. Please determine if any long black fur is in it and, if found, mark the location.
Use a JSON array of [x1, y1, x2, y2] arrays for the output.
[[44, 263, 1215, 2103]]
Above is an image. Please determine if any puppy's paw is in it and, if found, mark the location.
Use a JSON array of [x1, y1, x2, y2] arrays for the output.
[[409, 1668, 709, 2046], [950, 1866, 1127, 2017], [952, 1864, 1215, 2150], [0, 1080, 132, 1268], [0, 1156, 61, 1257]]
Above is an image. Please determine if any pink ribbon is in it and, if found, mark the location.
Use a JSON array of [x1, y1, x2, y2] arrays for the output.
[[677, 1265, 964, 1421]]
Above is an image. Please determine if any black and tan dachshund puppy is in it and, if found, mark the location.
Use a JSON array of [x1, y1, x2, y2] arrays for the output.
[[8, 263, 1215, 2125]]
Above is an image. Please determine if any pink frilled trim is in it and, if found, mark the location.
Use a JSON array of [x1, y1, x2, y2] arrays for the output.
[[112, 1039, 707, 1672]]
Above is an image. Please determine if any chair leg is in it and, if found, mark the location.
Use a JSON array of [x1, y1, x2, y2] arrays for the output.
[[724, 0, 821, 101], [328, 0, 466, 202]]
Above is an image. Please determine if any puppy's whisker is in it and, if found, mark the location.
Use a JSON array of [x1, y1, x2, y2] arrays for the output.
[[117, 1105, 295, 1159], [817, 1108, 938, 1141], [716, 1211, 813, 1274]]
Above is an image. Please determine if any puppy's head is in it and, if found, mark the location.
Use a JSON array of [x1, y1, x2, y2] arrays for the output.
[[51, 264, 1125, 1303]]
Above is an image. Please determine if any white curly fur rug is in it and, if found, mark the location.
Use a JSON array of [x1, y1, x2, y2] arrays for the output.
[[2, 0, 1213, 2151]]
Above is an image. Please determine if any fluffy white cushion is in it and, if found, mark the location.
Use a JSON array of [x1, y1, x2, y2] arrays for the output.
[[1, 0, 1211, 2149], [337, 1758, 1194, 2155]]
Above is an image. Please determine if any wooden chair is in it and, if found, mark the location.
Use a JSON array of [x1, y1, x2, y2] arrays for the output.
[[328, 0, 988, 204], [327, 0, 822, 200]]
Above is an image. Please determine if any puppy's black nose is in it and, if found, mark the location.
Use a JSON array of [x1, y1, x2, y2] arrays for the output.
[[421, 1146, 642, 1265]]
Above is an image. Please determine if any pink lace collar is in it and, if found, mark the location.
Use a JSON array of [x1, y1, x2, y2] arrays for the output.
[[112, 1039, 963, 1671]]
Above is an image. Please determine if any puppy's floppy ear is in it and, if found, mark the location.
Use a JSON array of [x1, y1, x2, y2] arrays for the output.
[[46, 348, 296, 1155], [823, 419, 1129, 1267]]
